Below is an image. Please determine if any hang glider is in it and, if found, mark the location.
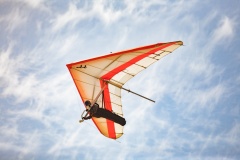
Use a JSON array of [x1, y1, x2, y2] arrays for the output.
[[66, 41, 183, 139]]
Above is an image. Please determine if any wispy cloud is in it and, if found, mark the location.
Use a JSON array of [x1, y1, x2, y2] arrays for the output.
[[51, 3, 88, 32], [212, 16, 236, 45], [0, 0, 239, 159], [0, 7, 28, 34], [19, 0, 46, 9]]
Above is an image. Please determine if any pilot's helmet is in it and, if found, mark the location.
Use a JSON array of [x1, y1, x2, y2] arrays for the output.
[[84, 100, 91, 106]]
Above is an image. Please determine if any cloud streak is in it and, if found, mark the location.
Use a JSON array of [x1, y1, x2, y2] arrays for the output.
[[212, 16, 235, 43], [0, 0, 239, 159]]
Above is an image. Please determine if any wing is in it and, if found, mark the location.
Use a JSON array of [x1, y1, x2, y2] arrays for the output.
[[66, 41, 183, 139]]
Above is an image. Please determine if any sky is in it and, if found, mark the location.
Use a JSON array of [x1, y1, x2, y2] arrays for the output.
[[0, 0, 240, 159]]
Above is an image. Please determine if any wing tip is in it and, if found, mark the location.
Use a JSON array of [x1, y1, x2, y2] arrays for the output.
[[172, 40, 183, 46], [66, 63, 72, 69]]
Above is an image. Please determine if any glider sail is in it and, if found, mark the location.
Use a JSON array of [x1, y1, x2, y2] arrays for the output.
[[66, 41, 183, 139]]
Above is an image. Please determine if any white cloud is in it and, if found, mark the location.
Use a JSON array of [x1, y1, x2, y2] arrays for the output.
[[212, 16, 235, 43], [51, 3, 88, 32], [0, 0, 239, 159], [50, 1, 125, 32], [92, 1, 123, 24], [0, 44, 29, 102], [20, 0, 45, 8], [0, 7, 28, 33], [190, 84, 225, 109], [50, 0, 193, 33]]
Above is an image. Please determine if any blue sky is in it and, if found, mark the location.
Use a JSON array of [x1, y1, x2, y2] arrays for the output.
[[0, 0, 240, 159]]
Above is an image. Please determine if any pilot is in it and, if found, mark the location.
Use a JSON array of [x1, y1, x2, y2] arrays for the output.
[[83, 100, 126, 126]]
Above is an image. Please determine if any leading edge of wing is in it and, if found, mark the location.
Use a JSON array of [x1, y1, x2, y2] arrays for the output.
[[66, 41, 183, 69]]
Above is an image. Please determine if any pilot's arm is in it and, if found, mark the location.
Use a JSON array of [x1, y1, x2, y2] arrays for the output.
[[83, 115, 92, 120]]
